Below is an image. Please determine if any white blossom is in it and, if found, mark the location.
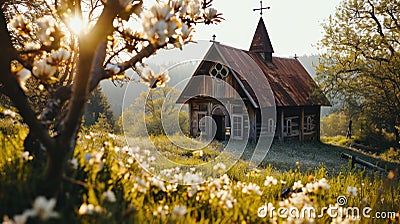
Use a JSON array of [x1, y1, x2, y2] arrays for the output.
[[37, 16, 57, 46], [264, 176, 278, 186], [153, 205, 169, 217], [292, 180, 303, 190], [213, 162, 226, 171], [139, 66, 170, 88], [78, 203, 103, 215], [3, 109, 16, 119], [102, 190, 116, 202], [84, 151, 104, 171], [186, 0, 201, 18], [242, 182, 262, 196], [347, 186, 357, 197], [10, 14, 32, 35], [205, 8, 218, 20], [20, 151, 30, 161], [179, 24, 192, 40], [24, 42, 41, 51], [105, 63, 121, 75], [13, 214, 28, 224], [23, 196, 59, 221], [192, 149, 203, 157], [48, 48, 70, 65], [32, 59, 57, 78], [150, 177, 166, 191], [68, 158, 78, 170], [183, 172, 203, 185], [15, 68, 32, 90], [172, 205, 187, 218]]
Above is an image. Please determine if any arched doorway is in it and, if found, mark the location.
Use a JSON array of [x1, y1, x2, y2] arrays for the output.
[[212, 105, 228, 141]]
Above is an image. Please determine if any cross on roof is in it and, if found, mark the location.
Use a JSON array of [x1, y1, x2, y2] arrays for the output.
[[253, 0, 270, 16]]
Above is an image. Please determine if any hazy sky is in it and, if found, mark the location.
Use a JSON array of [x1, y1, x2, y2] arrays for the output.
[[192, 0, 341, 57]]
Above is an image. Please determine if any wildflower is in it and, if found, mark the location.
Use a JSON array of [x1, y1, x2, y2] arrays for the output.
[[292, 180, 303, 190], [213, 162, 226, 171], [78, 203, 103, 215], [102, 190, 116, 202], [166, 183, 178, 192], [347, 186, 357, 197], [24, 196, 58, 221], [84, 152, 104, 171], [150, 177, 166, 191], [242, 182, 262, 196], [172, 205, 187, 218], [68, 158, 78, 169], [133, 177, 149, 193], [187, 185, 198, 197], [3, 109, 16, 119], [264, 176, 278, 186], [315, 178, 330, 191], [215, 189, 236, 209], [21, 151, 30, 161], [148, 156, 156, 163], [308, 175, 315, 182], [32, 59, 57, 79], [13, 213, 28, 224], [183, 172, 203, 185], [105, 63, 121, 75], [153, 205, 169, 217], [192, 149, 203, 157], [246, 168, 262, 177]]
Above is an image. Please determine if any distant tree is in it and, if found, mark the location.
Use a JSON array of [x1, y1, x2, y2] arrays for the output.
[[316, 0, 400, 144], [0, 0, 222, 197], [84, 86, 114, 129], [321, 112, 349, 137], [120, 87, 189, 136]]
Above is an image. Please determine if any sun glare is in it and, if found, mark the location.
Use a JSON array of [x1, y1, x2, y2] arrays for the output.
[[69, 17, 84, 35]]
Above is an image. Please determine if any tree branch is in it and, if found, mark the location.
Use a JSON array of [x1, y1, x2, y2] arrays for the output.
[[59, 1, 123, 148], [0, 6, 56, 151]]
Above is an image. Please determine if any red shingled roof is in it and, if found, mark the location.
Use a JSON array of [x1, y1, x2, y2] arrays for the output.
[[210, 43, 330, 107], [248, 52, 331, 107]]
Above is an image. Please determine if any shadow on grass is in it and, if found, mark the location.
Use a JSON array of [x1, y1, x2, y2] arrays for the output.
[[258, 141, 400, 174]]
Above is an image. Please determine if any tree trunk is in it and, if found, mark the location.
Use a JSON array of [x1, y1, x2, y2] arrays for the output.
[[39, 141, 70, 198]]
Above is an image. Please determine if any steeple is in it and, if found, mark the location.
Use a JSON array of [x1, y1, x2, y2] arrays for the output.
[[249, 17, 274, 62]]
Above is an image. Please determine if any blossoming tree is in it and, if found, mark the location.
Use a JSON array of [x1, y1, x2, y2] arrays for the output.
[[0, 0, 222, 197]]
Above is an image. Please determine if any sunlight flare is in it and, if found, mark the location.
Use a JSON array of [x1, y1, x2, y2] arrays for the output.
[[68, 17, 84, 35]]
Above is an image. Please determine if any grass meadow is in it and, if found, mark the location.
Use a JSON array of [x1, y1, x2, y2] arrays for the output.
[[0, 123, 399, 223]]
